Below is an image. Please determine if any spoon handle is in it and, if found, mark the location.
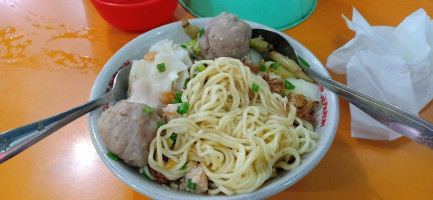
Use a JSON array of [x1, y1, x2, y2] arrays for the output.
[[0, 92, 112, 164], [303, 67, 433, 149]]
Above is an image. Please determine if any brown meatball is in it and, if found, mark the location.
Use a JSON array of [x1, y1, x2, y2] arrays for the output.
[[199, 12, 252, 59], [97, 100, 161, 167]]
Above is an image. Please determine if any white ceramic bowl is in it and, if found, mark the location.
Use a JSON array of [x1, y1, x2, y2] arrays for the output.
[[88, 18, 339, 200]]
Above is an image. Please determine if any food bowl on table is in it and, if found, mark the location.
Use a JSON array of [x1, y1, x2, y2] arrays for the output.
[[88, 18, 339, 199], [90, 0, 178, 32]]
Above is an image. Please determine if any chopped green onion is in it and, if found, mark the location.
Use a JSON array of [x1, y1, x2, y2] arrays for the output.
[[157, 63, 166, 73], [167, 133, 178, 148], [193, 45, 202, 56], [298, 56, 310, 68], [281, 93, 286, 98], [157, 121, 165, 128], [191, 52, 198, 59], [141, 173, 150, 179], [107, 152, 119, 161], [270, 62, 280, 70], [177, 102, 190, 114], [251, 84, 260, 93], [139, 166, 154, 180], [192, 74, 197, 78], [197, 64, 206, 72], [183, 39, 197, 47], [169, 133, 178, 142], [284, 80, 296, 90], [199, 28, 205, 37], [187, 179, 196, 190], [259, 64, 266, 72], [180, 44, 187, 49], [176, 92, 182, 100], [180, 163, 187, 170], [167, 138, 174, 147], [140, 168, 150, 179], [143, 105, 153, 115], [172, 92, 182, 104], [184, 79, 189, 86]]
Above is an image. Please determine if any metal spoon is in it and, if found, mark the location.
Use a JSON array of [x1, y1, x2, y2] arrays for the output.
[[252, 28, 433, 149], [0, 64, 132, 164]]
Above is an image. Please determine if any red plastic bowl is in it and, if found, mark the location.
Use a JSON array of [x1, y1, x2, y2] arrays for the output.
[[90, 0, 179, 32]]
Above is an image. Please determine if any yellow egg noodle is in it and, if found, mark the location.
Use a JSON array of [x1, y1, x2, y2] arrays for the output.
[[147, 57, 319, 195]]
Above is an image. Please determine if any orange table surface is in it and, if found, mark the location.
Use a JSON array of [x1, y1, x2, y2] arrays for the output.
[[1, 0, 433, 199]]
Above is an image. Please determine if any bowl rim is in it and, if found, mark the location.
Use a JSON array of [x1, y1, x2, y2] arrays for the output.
[[88, 18, 339, 200]]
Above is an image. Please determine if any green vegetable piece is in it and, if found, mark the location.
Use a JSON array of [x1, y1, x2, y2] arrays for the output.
[[250, 37, 273, 53], [169, 133, 178, 142], [191, 52, 198, 59], [167, 133, 177, 148], [172, 92, 182, 104], [184, 79, 189, 87], [143, 105, 153, 115], [157, 121, 165, 128], [167, 138, 174, 148], [270, 62, 280, 70], [177, 102, 190, 114], [183, 38, 197, 47], [269, 51, 313, 82], [281, 93, 286, 98], [176, 92, 182, 100], [187, 179, 196, 190], [197, 64, 206, 72], [180, 44, 187, 49], [183, 38, 202, 56], [284, 80, 296, 90], [251, 84, 260, 93], [140, 167, 150, 179], [182, 20, 200, 39], [141, 173, 150, 179], [180, 163, 187, 170], [298, 56, 310, 68], [193, 45, 202, 56], [157, 63, 166, 73], [107, 152, 119, 161], [199, 28, 205, 37], [259, 64, 266, 72]]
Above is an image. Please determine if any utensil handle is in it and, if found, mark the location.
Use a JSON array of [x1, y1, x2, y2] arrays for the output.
[[0, 92, 112, 164], [304, 68, 433, 149]]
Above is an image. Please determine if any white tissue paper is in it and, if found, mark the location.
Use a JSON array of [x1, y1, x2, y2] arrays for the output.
[[326, 8, 433, 140]]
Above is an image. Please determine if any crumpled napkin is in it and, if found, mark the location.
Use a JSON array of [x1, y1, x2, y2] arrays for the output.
[[326, 8, 433, 140]]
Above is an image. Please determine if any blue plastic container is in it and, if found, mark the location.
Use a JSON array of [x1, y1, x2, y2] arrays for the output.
[[179, 0, 317, 30]]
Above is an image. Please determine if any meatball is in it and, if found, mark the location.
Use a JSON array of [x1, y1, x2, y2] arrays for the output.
[[199, 12, 252, 59], [97, 100, 161, 167]]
